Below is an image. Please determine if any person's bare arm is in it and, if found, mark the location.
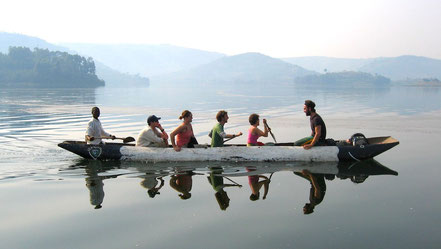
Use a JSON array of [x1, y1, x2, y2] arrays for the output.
[[170, 124, 185, 151]]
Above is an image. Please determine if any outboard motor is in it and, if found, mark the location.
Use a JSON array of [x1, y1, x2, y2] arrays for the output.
[[350, 133, 368, 146]]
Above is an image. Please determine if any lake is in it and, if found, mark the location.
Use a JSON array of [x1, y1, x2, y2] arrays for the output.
[[0, 83, 440, 249]]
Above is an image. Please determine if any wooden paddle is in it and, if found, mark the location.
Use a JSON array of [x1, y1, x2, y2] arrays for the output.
[[264, 121, 277, 143], [224, 176, 242, 187], [103, 136, 135, 143], [223, 136, 237, 143]]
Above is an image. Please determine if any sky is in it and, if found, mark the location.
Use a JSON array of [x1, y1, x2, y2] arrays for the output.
[[1, 0, 441, 59]]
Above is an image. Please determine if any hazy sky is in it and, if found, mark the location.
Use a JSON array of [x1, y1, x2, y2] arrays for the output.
[[1, 0, 440, 58]]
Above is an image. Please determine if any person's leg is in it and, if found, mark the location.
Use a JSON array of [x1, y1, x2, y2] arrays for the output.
[[294, 136, 313, 146]]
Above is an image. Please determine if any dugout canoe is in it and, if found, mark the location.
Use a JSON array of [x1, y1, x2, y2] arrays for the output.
[[58, 136, 399, 162]]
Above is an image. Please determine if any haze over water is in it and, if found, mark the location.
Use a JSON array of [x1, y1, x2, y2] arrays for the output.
[[1, 83, 440, 249]]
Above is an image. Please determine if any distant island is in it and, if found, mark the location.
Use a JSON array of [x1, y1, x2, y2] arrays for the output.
[[0, 46, 104, 88], [295, 71, 390, 85], [395, 78, 441, 87]]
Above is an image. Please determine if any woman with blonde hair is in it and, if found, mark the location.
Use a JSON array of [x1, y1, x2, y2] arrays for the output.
[[170, 110, 197, 151]]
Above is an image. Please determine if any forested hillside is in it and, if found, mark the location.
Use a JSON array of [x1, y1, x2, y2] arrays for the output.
[[0, 47, 104, 87]]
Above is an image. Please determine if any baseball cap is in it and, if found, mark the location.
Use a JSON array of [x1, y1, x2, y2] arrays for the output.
[[147, 115, 161, 125]]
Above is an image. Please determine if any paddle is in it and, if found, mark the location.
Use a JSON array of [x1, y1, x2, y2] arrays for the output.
[[223, 136, 237, 143], [102, 136, 135, 144], [224, 176, 242, 187], [264, 121, 277, 143]]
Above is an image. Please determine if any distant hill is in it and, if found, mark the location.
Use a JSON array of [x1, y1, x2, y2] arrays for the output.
[[152, 52, 315, 86], [0, 32, 149, 87], [0, 32, 62, 52], [295, 71, 390, 86], [283, 55, 441, 81], [95, 63, 149, 87], [359, 56, 441, 80], [61, 43, 226, 77]]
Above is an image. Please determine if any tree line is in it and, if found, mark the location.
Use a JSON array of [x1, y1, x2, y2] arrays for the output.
[[0, 47, 104, 87], [295, 71, 391, 85]]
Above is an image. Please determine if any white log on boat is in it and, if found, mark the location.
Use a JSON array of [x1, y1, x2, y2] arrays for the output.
[[120, 145, 340, 162]]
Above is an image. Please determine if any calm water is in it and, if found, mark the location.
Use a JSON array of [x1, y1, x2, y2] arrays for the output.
[[1, 84, 440, 249]]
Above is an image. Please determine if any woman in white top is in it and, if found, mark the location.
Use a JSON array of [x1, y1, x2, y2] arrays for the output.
[[136, 115, 169, 147]]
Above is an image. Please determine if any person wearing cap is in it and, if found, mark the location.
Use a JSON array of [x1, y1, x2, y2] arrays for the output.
[[136, 115, 169, 147], [85, 106, 116, 145], [294, 100, 327, 149]]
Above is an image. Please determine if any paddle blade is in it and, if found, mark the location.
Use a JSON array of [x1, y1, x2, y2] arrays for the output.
[[270, 132, 277, 143], [123, 136, 135, 143]]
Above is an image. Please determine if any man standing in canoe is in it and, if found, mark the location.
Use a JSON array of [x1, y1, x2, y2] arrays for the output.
[[211, 110, 243, 147], [85, 107, 115, 144], [295, 100, 327, 149]]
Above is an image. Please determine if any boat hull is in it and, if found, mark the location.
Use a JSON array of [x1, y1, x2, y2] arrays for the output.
[[58, 136, 399, 162]]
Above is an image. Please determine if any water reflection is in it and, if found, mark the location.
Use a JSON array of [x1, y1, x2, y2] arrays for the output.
[[246, 167, 271, 201], [170, 171, 194, 200], [294, 170, 328, 214], [208, 168, 242, 210], [65, 159, 397, 212], [140, 174, 164, 198]]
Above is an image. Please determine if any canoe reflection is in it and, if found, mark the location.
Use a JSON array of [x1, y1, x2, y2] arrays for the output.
[[70, 159, 397, 211]]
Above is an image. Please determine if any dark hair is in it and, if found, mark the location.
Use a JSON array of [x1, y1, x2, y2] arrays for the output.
[[304, 100, 316, 112], [249, 114, 259, 125], [216, 110, 228, 122], [215, 190, 229, 210], [147, 189, 159, 198], [91, 106, 100, 114], [179, 110, 192, 120], [249, 193, 260, 201]]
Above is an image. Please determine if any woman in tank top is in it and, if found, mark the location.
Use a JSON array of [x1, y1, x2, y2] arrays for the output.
[[170, 110, 196, 151], [247, 113, 269, 146]]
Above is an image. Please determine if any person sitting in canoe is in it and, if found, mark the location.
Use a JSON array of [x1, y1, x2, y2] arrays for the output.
[[211, 110, 243, 147], [136, 115, 169, 147], [85, 107, 116, 145], [247, 114, 269, 146], [294, 100, 327, 150], [170, 110, 198, 152]]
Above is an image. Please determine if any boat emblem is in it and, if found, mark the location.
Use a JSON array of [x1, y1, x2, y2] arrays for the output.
[[88, 147, 102, 160]]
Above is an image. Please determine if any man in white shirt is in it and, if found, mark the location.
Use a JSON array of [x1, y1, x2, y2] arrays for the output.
[[136, 115, 169, 147], [85, 107, 115, 145]]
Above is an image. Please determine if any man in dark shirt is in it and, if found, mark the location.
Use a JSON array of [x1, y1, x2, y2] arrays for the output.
[[303, 100, 327, 149]]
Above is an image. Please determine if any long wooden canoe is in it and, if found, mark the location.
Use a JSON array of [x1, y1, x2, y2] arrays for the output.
[[58, 136, 399, 162]]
